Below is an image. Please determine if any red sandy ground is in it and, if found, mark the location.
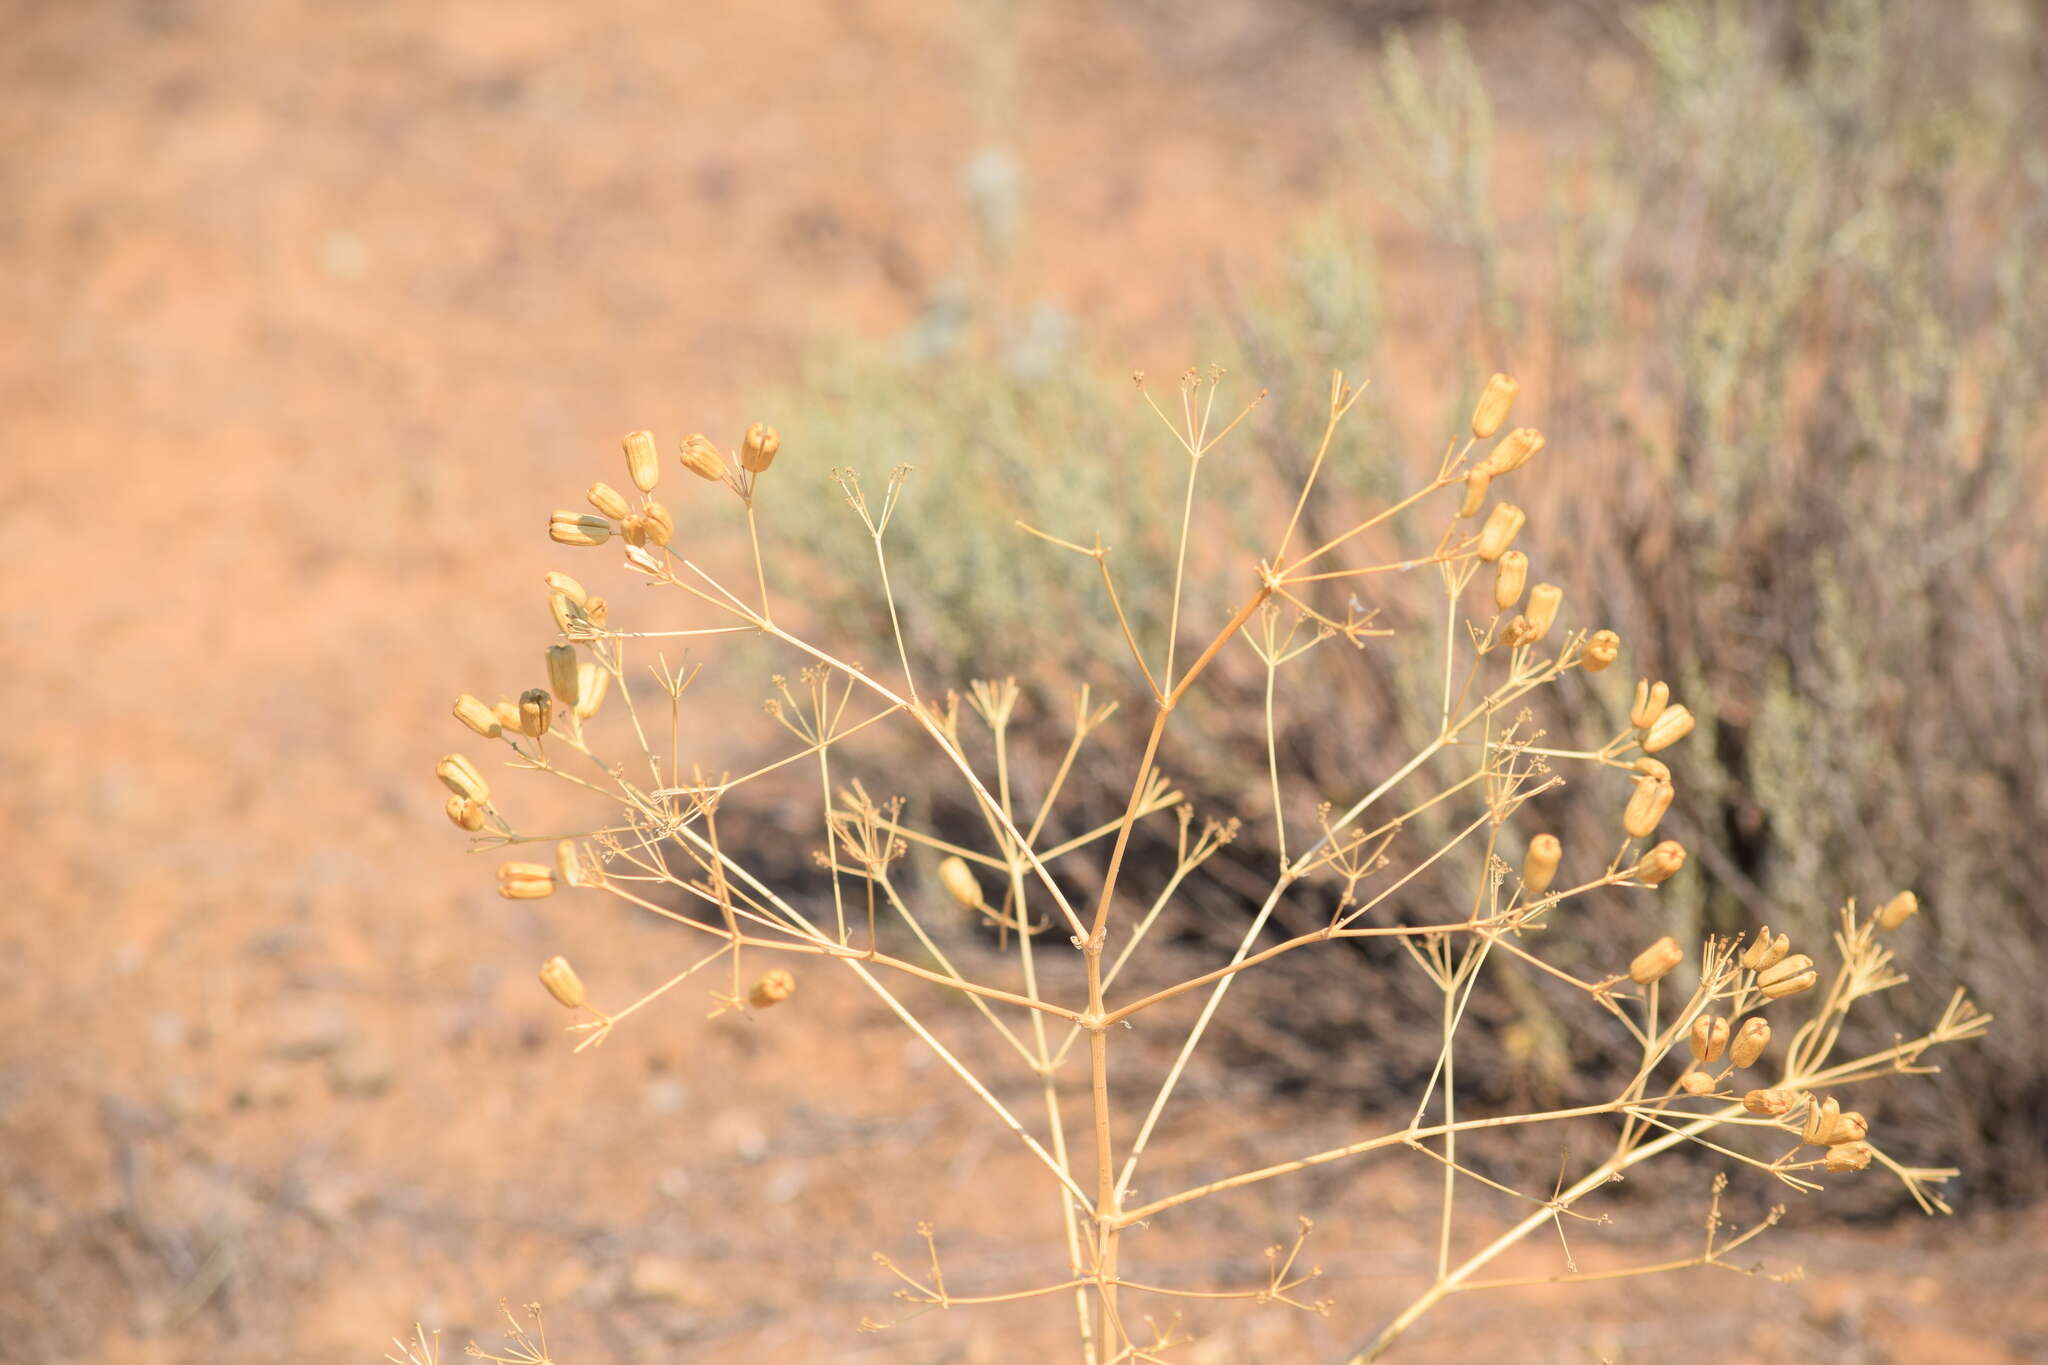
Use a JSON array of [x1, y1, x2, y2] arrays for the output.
[[4, 2, 2042, 1361]]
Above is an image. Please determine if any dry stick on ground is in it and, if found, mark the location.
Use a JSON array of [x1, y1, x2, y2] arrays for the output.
[[438, 376, 1989, 1362]]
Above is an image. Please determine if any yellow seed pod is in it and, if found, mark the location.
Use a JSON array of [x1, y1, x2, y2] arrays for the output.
[[1458, 469, 1492, 518], [1741, 929, 1789, 972], [518, 687, 553, 739], [1470, 373, 1519, 439], [585, 596, 608, 627], [586, 483, 632, 521], [623, 430, 661, 493], [1637, 839, 1687, 885], [549, 511, 612, 547], [1628, 679, 1670, 730], [1634, 756, 1672, 782], [1730, 1016, 1770, 1067], [1492, 550, 1527, 610], [1760, 967, 1818, 1000], [538, 954, 585, 1009], [437, 753, 490, 803], [937, 856, 982, 909], [621, 514, 647, 547], [550, 591, 587, 638], [453, 693, 501, 738], [1623, 775, 1674, 839], [1801, 1095, 1840, 1147], [543, 570, 588, 606], [1475, 502, 1526, 561], [1642, 704, 1696, 754], [1824, 1110, 1869, 1146], [1877, 890, 1919, 932], [1689, 1014, 1730, 1063], [1758, 953, 1814, 991], [641, 498, 675, 548], [679, 433, 727, 482], [493, 699, 523, 732], [1477, 426, 1545, 477], [1678, 1070, 1715, 1096], [1522, 834, 1561, 895], [1629, 935, 1684, 985], [498, 862, 556, 900], [445, 795, 485, 831], [1524, 583, 1563, 640], [749, 968, 796, 1009], [1583, 628, 1620, 672], [554, 838, 591, 888], [573, 661, 608, 719], [1824, 1142, 1874, 1173], [1502, 615, 1539, 649], [546, 644, 579, 709], [1742, 1088, 1796, 1117], [741, 422, 781, 473]]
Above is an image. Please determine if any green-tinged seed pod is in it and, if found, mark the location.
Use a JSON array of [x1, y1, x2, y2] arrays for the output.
[[1583, 628, 1620, 672], [1475, 503, 1526, 561], [1477, 426, 1544, 477], [1470, 373, 1519, 439], [741, 422, 780, 473], [498, 862, 555, 900], [518, 687, 553, 739], [680, 433, 727, 481], [749, 968, 795, 1009], [1760, 968, 1818, 1000], [586, 483, 632, 521], [1758, 954, 1815, 990], [1741, 929, 1789, 972], [546, 644, 579, 709], [937, 856, 982, 910], [550, 511, 612, 547], [1643, 704, 1696, 754], [1730, 1016, 1770, 1067], [1743, 1088, 1796, 1117], [1630, 679, 1671, 731], [445, 795, 485, 831], [573, 661, 608, 719], [538, 954, 585, 1008], [1878, 890, 1919, 932], [1623, 775, 1675, 839], [1525, 583, 1562, 640], [1493, 550, 1527, 610], [1629, 935, 1684, 985], [1637, 839, 1687, 885], [1689, 1015, 1730, 1063], [437, 753, 489, 803], [543, 570, 588, 606], [1523, 834, 1561, 895], [641, 498, 675, 547], [453, 693, 501, 738], [1802, 1096, 1840, 1147], [1825, 1142, 1874, 1173], [1458, 469, 1492, 518], [623, 430, 661, 493]]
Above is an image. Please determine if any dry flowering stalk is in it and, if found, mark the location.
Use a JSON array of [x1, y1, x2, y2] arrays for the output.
[[435, 375, 1988, 1362]]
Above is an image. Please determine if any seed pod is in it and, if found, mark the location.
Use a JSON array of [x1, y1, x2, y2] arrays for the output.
[[1757, 954, 1814, 991], [1623, 775, 1675, 839], [493, 699, 523, 732], [518, 687, 553, 738], [1689, 1014, 1730, 1063], [586, 482, 632, 521], [1478, 426, 1545, 477], [1877, 890, 1919, 932], [1637, 839, 1687, 885], [623, 430, 661, 492], [573, 661, 608, 719], [1502, 615, 1539, 649], [1679, 1070, 1716, 1096], [538, 954, 585, 1009], [937, 855, 982, 909], [550, 591, 587, 638], [1634, 756, 1671, 782], [1642, 704, 1696, 754], [1470, 373, 1519, 439], [1475, 503, 1526, 561], [554, 838, 591, 888], [621, 514, 647, 547], [445, 795, 485, 831], [1730, 1016, 1770, 1067], [1630, 679, 1671, 731], [1824, 1142, 1874, 1173], [549, 511, 613, 547], [679, 433, 727, 482], [749, 968, 796, 1009], [1458, 469, 1492, 518], [641, 498, 675, 547], [543, 570, 588, 606], [1801, 1096, 1840, 1147], [1493, 550, 1527, 610], [1583, 628, 1620, 672], [1522, 834, 1561, 895], [437, 753, 490, 803], [1743, 1088, 1796, 1117], [1761, 968, 1818, 1000], [453, 693, 501, 738], [1524, 583, 1563, 640], [498, 862, 556, 900], [1741, 930, 1789, 972], [1824, 1110, 1869, 1146], [546, 644, 579, 709], [1629, 935, 1684, 985], [584, 596, 608, 627], [741, 422, 781, 473]]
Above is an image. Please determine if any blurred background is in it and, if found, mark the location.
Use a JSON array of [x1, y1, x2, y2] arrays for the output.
[[4, 0, 2044, 1361]]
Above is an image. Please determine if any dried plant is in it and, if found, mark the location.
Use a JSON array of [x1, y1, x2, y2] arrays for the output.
[[432, 374, 1987, 1360]]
